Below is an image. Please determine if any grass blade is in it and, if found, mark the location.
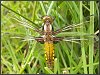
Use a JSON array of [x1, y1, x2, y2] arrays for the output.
[[80, 1, 87, 74], [89, 1, 94, 74]]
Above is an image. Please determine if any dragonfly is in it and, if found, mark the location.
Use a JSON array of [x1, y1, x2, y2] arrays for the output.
[[3, 3, 98, 70], [10, 15, 98, 70]]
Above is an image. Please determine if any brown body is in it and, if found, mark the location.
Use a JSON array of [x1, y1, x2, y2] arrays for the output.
[[43, 16, 55, 69], [35, 16, 63, 69]]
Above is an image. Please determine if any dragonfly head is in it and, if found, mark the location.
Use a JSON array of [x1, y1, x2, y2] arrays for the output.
[[42, 15, 54, 24]]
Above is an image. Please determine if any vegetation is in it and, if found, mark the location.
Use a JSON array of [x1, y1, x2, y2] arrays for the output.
[[1, 1, 99, 74]]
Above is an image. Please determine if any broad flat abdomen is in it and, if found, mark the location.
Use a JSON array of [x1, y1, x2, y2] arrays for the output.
[[44, 42, 54, 69]]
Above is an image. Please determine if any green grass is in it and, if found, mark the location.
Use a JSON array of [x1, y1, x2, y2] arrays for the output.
[[1, 1, 99, 74], [80, 1, 87, 74]]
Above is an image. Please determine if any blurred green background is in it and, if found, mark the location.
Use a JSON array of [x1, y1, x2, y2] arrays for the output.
[[1, 1, 99, 74]]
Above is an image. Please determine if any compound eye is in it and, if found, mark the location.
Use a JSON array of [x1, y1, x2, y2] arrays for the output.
[[48, 20, 51, 23]]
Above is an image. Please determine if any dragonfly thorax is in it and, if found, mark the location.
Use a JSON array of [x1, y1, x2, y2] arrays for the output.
[[44, 24, 52, 32], [43, 23, 53, 42]]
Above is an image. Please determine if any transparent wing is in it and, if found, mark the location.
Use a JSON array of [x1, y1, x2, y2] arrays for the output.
[[62, 37, 88, 44], [11, 15, 43, 34], [10, 36, 36, 41], [61, 31, 99, 44], [10, 35, 44, 43], [53, 21, 90, 35]]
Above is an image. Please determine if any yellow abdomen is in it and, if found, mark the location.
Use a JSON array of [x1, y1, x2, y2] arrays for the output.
[[44, 42, 54, 69]]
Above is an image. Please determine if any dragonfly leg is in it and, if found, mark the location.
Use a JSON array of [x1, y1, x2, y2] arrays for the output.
[[35, 37, 44, 44], [53, 37, 64, 44], [35, 28, 44, 35], [52, 30, 62, 35]]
